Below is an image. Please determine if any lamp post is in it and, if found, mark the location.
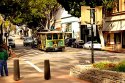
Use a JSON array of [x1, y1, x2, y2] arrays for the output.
[[90, 8, 95, 64], [0, 22, 3, 44], [81, 6, 102, 64], [4, 32, 9, 48]]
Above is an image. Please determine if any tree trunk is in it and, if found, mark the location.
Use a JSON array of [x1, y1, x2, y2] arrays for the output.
[[97, 25, 105, 49], [45, 13, 51, 30], [45, 19, 48, 29], [0, 23, 3, 44], [48, 19, 50, 30]]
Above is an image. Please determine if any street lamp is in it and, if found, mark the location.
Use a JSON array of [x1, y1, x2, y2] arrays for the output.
[[81, 6, 102, 64], [90, 8, 95, 64], [4, 32, 9, 48], [0, 22, 3, 44]]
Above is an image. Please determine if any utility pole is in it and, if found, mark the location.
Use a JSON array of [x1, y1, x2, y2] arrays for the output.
[[0, 23, 3, 44], [90, 8, 95, 64], [81, 6, 102, 64]]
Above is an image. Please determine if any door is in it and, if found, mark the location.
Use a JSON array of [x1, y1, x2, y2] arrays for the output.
[[122, 32, 125, 48]]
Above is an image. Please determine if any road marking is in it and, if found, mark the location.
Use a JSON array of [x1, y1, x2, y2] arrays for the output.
[[25, 60, 44, 72]]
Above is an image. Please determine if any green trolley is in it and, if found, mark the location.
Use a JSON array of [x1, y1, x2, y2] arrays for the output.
[[37, 31, 65, 51]]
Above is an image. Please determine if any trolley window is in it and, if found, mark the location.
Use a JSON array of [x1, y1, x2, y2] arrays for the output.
[[59, 33, 63, 39], [53, 33, 58, 39], [47, 34, 52, 40]]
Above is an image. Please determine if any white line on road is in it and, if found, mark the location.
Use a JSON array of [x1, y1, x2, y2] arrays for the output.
[[25, 60, 44, 72]]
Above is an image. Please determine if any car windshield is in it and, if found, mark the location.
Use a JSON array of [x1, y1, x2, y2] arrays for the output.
[[8, 39, 13, 41], [93, 41, 99, 44], [27, 37, 32, 40], [87, 41, 99, 44], [25, 37, 32, 41], [87, 41, 91, 44]]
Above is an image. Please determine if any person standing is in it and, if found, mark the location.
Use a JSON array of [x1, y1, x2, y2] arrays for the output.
[[0, 45, 9, 76]]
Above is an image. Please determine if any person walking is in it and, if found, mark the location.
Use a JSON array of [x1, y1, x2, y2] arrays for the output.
[[0, 44, 9, 76]]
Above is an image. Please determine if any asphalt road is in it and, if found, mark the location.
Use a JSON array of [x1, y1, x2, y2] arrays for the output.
[[1, 35, 125, 83]]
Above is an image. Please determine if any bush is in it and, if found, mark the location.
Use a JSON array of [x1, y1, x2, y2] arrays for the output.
[[115, 60, 125, 72], [93, 60, 125, 72], [93, 61, 112, 70], [93, 61, 117, 71]]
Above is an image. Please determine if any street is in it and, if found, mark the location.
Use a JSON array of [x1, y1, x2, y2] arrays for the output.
[[1, 35, 125, 83]]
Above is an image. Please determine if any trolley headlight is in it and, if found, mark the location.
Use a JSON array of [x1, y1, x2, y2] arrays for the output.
[[46, 41, 53, 47], [58, 41, 64, 46]]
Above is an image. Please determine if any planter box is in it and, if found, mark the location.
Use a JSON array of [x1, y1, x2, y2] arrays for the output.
[[70, 65, 125, 83]]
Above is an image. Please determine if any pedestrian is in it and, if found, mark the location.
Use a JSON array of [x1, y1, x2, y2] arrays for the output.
[[8, 47, 16, 58], [0, 44, 9, 76], [1, 43, 8, 50]]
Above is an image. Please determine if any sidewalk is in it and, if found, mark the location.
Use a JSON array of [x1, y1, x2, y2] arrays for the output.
[[104, 46, 125, 53], [0, 58, 91, 83], [0, 73, 91, 83]]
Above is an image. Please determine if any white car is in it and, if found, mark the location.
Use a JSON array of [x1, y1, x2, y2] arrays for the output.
[[83, 41, 102, 50], [8, 38, 16, 48], [23, 37, 33, 46]]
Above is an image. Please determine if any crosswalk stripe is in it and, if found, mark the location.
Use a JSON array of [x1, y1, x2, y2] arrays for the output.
[[25, 60, 44, 72]]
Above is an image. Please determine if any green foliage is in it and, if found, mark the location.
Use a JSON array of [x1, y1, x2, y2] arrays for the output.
[[115, 60, 125, 72], [0, 0, 59, 29], [102, 0, 117, 11], [57, 0, 116, 17], [93, 61, 114, 70], [93, 60, 125, 72], [57, 0, 86, 17]]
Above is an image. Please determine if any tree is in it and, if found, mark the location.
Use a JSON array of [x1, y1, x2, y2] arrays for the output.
[[57, 0, 117, 49], [38, 0, 60, 29], [57, 0, 85, 17], [0, 0, 60, 29], [57, 0, 117, 17], [0, 0, 60, 43]]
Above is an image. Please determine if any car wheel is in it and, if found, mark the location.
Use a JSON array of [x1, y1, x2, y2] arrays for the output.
[[61, 48, 65, 52], [75, 44, 77, 48], [89, 46, 91, 50], [13, 45, 15, 48], [71, 45, 74, 48]]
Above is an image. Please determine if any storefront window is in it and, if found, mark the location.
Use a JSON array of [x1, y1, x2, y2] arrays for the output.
[[115, 33, 121, 44]]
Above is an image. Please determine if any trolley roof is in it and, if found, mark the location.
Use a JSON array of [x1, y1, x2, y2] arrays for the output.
[[37, 31, 63, 34]]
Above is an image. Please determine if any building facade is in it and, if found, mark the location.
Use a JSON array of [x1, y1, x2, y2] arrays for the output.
[[50, 7, 80, 39], [103, 0, 125, 50], [81, 6, 102, 43]]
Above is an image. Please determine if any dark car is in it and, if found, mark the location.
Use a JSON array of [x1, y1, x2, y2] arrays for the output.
[[71, 40, 84, 48], [65, 38, 76, 47], [8, 38, 16, 48]]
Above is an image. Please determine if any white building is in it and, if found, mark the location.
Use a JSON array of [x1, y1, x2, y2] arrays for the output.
[[52, 7, 80, 39]]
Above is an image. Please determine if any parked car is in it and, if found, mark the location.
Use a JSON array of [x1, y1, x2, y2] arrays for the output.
[[71, 40, 84, 48], [8, 38, 15, 48], [65, 38, 76, 47], [31, 38, 38, 48], [23, 37, 33, 46], [83, 41, 102, 50]]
